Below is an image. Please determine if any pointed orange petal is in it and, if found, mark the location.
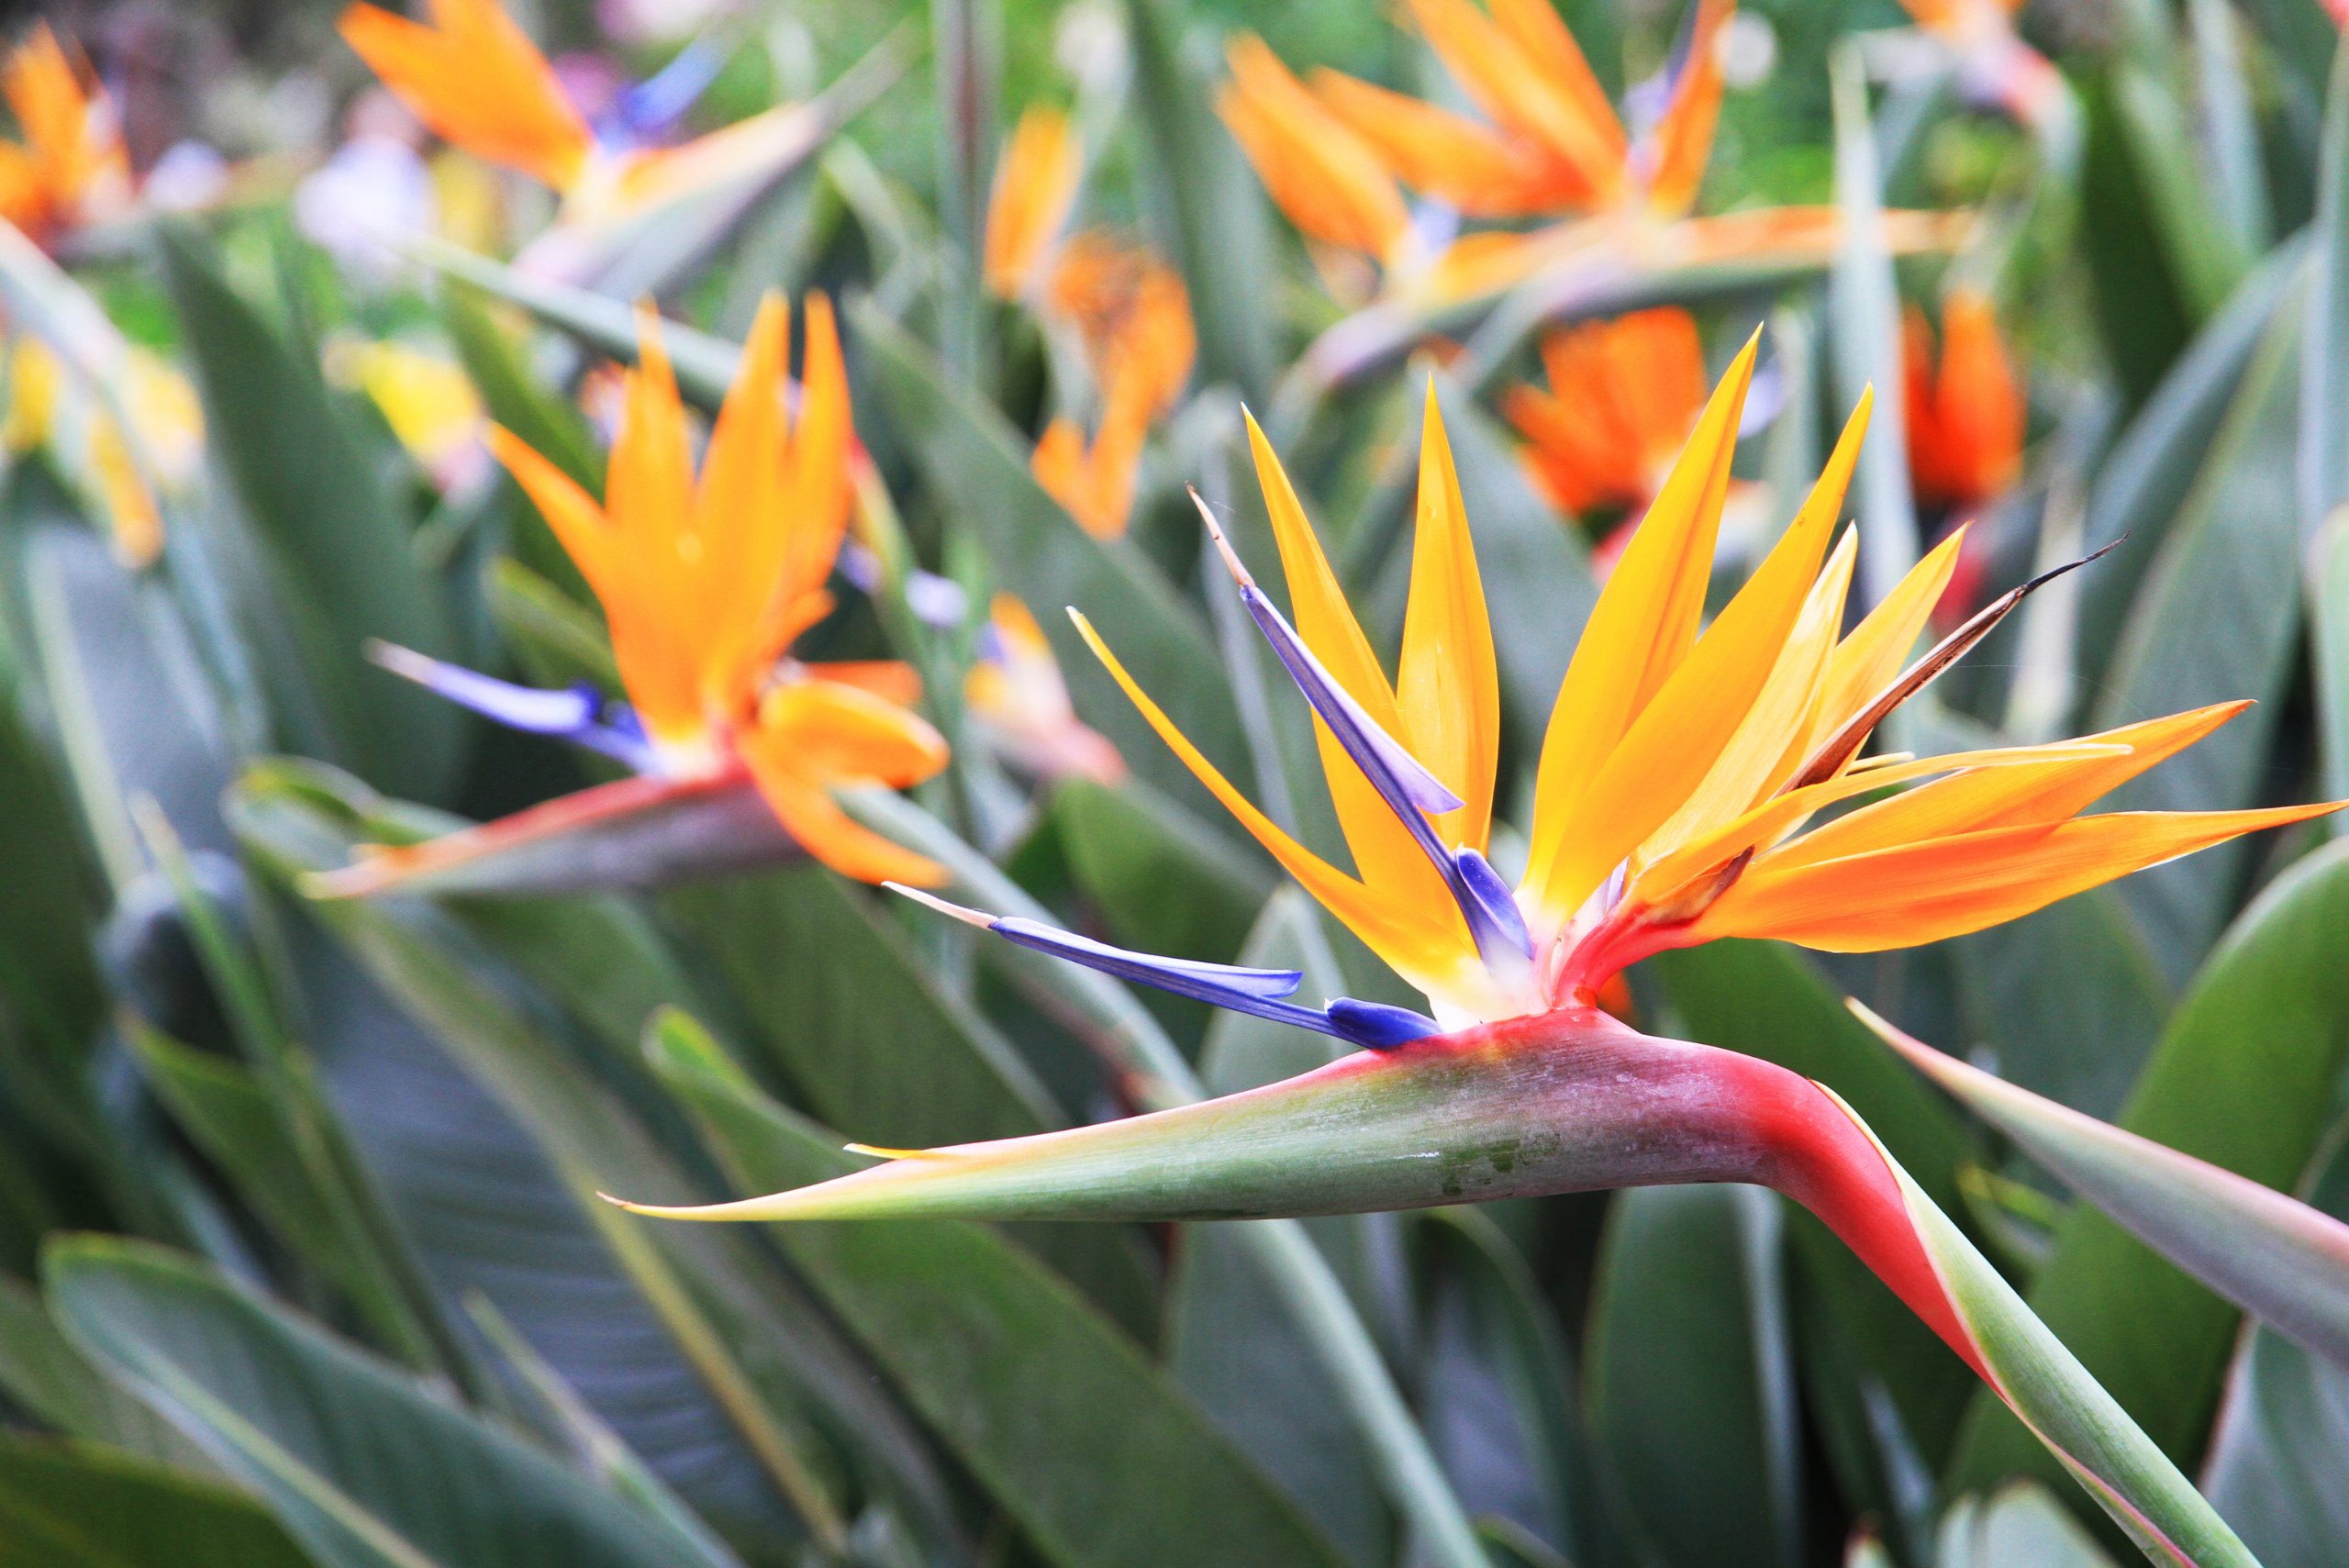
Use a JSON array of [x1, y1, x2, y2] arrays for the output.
[[737, 744, 947, 886], [757, 679, 949, 789], [1804, 524, 1965, 755], [1241, 412, 1452, 912], [1312, 70, 1589, 217], [1397, 390, 1501, 853], [1643, 0, 1731, 218], [1403, 0, 1625, 204], [1071, 609, 1475, 994], [1693, 802, 2346, 951], [779, 293, 853, 599], [1219, 37, 1410, 258], [1487, 0, 1622, 160], [696, 292, 793, 707], [1522, 330, 1758, 921], [338, 0, 593, 190], [486, 423, 620, 596], [984, 106, 1082, 297]]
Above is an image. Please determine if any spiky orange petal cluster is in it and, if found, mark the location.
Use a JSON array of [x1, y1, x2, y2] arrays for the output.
[[488, 295, 946, 884], [1504, 307, 1709, 517], [0, 25, 129, 244], [1077, 344, 2339, 1023], [1217, 36, 1411, 260], [338, 0, 596, 192], [1906, 288, 2025, 511]]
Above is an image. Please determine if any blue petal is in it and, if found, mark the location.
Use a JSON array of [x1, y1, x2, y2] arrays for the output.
[[618, 34, 731, 136], [370, 642, 658, 773], [990, 917, 1312, 1013], [1453, 846, 1534, 962], [1324, 997, 1446, 1051]]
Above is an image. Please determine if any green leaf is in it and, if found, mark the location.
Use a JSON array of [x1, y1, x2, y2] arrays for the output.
[[851, 299, 1251, 820], [2075, 239, 2304, 705], [2318, 511, 2349, 815], [2090, 274, 2307, 988], [0, 1437, 316, 1568], [663, 862, 1160, 1341], [1939, 1480, 2125, 1567], [230, 761, 964, 1558], [1944, 837, 2349, 1520], [0, 1276, 204, 1472], [45, 1234, 716, 1568], [642, 1010, 1351, 1568], [1125, 0, 1275, 400], [1585, 1184, 1802, 1568], [1948, 892, 2170, 1121], [439, 290, 597, 604], [2076, 71, 2201, 409], [485, 559, 620, 692], [2303, 38, 2349, 535]]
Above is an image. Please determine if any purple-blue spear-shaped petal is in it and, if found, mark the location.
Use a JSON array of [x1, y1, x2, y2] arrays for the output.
[[1189, 495, 1533, 974], [368, 641, 660, 773], [888, 885, 1443, 1051]]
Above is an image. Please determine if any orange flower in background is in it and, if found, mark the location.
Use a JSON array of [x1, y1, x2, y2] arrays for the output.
[[485, 295, 949, 884], [1905, 288, 2024, 513], [964, 595, 1125, 783], [0, 25, 131, 245], [1216, 36, 1412, 261], [982, 111, 1197, 539], [339, 0, 594, 191], [1504, 307, 1708, 517], [983, 106, 1082, 298]]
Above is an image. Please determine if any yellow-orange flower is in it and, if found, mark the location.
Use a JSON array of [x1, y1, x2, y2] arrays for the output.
[[982, 112, 1197, 539], [338, 0, 595, 191], [0, 25, 130, 246], [1503, 306, 1709, 517], [1074, 343, 2339, 1028], [488, 294, 949, 884], [1216, 35, 1412, 261], [1905, 288, 2024, 512]]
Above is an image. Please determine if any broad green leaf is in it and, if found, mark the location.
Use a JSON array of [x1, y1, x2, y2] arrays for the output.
[[0, 1437, 315, 1568], [2075, 239, 2304, 702], [0, 1275, 204, 1472], [2090, 279, 2306, 988], [1829, 42, 1920, 614], [46, 1234, 715, 1568], [1948, 892, 2170, 1121], [1940, 1481, 2124, 1568], [852, 300, 1250, 821], [155, 223, 461, 806], [2076, 72, 2201, 408], [2303, 39, 2349, 536], [2199, 1120, 2349, 1568], [1125, 0, 1275, 400], [2108, 66, 2254, 320], [232, 761, 964, 1557], [664, 862, 1160, 1341], [1946, 837, 2349, 1518], [1168, 893, 1394, 1565], [438, 289, 597, 605], [1586, 1184, 1801, 1568], [0, 650, 105, 1059], [485, 559, 620, 692], [926, 0, 997, 386], [2186, 0, 2273, 260], [1867, 1007, 2349, 1373], [642, 1010, 1352, 1568]]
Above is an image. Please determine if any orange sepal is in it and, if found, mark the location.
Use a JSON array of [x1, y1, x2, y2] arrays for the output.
[[338, 0, 594, 192]]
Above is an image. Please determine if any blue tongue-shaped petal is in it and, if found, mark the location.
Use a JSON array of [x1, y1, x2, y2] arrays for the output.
[[368, 641, 658, 773], [889, 886, 1443, 1051], [1192, 495, 1538, 980]]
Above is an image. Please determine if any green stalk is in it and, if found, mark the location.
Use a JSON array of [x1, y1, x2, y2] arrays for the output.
[[844, 788, 1493, 1568]]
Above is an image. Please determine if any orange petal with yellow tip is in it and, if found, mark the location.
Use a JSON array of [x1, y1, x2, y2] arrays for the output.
[[1530, 390, 1865, 914], [778, 294, 853, 599], [694, 293, 794, 707], [737, 744, 946, 887], [1397, 389, 1501, 854], [1643, 0, 1731, 218], [1521, 330, 1758, 918], [1070, 609, 1476, 995], [1803, 525, 1965, 754], [1764, 705, 2253, 877], [1402, 0, 1625, 206], [1219, 35, 1411, 259], [1629, 740, 2128, 908], [1241, 413, 1450, 914], [338, 0, 593, 191], [1311, 70, 1589, 217], [1690, 802, 2346, 952], [757, 679, 948, 789], [984, 106, 1081, 298]]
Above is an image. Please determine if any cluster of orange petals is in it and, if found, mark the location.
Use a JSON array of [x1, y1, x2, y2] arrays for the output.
[[339, 0, 596, 192], [1504, 306, 1709, 517], [1216, 0, 1732, 272], [984, 106, 1196, 539], [488, 295, 948, 884], [1079, 335, 2340, 1025], [1905, 287, 2025, 511], [0, 25, 129, 245]]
